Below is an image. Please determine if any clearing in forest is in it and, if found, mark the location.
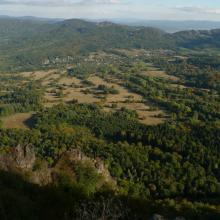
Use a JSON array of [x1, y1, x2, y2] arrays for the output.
[[87, 76, 166, 125], [21, 70, 56, 80], [18, 69, 167, 125], [46, 74, 166, 125], [1, 112, 34, 129], [141, 70, 179, 81]]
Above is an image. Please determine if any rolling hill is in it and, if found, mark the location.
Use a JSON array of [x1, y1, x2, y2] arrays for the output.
[[174, 29, 220, 48], [1, 17, 220, 71]]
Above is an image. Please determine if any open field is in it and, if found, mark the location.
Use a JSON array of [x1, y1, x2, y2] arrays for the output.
[[87, 76, 166, 125], [41, 71, 62, 86], [20, 70, 63, 85], [42, 73, 167, 125], [1, 112, 34, 129], [64, 89, 100, 103], [116, 49, 149, 57], [58, 76, 81, 85], [141, 70, 179, 81], [16, 70, 167, 125], [21, 70, 56, 80], [88, 75, 143, 102]]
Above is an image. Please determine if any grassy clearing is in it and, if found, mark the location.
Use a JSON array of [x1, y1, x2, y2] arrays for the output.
[[88, 76, 165, 125], [141, 70, 179, 81], [46, 74, 166, 125], [58, 76, 81, 86], [41, 72, 62, 86], [20, 70, 55, 80], [88, 75, 143, 102], [1, 112, 34, 129], [63, 88, 100, 103], [116, 49, 147, 57], [18, 69, 166, 125]]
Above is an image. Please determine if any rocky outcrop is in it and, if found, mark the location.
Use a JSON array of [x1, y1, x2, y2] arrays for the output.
[[0, 144, 35, 172], [67, 149, 112, 180], [0, 146, 115, 187], [0, 144, 52, 185], [54, 149, 116, 185]]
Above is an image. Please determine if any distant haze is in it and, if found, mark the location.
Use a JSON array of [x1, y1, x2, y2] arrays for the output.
[[1, 1, 220, 21], [2, 15, 220, 33], [100, 19, 220, 33]]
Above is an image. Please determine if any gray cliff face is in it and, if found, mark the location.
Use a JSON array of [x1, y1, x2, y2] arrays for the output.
[[0, 146, 115, 187], [53, 149, 116, 186], [0, 144, 36, 171], [0, 144, 51, 185]]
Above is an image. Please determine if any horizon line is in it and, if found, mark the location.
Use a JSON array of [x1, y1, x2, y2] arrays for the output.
[[2, 14, 220, 22]]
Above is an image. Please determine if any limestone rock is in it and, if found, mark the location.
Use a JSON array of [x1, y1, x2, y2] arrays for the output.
[[0, 144, 35, 171]]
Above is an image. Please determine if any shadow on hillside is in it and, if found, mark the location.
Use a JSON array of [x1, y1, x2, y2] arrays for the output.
[[0, 170, 219, 220], [0, 170, 135, 220], [23, 114, 36, 129]]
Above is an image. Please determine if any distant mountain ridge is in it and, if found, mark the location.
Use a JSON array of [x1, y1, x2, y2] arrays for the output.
[[105, 19, 220, 33], [0, 15, 64, 22], [1, 17, 220, 71], [2, 15, 220, 32], [174, 29, 220, 48]]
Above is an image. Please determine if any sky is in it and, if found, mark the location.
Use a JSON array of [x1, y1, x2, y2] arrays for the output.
[[1, 0, 220, 21]]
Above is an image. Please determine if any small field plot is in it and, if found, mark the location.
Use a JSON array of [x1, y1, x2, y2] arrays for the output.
[[41, 72, 62, 86], [88, 76, 166, 125], [63, 88, 100, 103], [20, 70, 55, 80], [44, 87, 61, 103], [141, 70, 179, 81], [45, 75, 101, 105], [58, 76, 81, 86], [88, 76, 142, 102], [116, 49, 148, 57], [106, 102, 166, 125], [1, 112, 34, 129]]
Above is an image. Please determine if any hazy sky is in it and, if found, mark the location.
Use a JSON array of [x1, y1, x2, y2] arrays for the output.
[[1, 0, 220, 20]]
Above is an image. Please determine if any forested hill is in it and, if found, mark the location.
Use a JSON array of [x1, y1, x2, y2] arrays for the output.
[[0, 18, 172, 51], [174, 29, 220, 48], [1, 17, 220, 71]]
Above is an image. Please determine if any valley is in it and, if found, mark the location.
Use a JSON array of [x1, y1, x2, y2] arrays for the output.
[[0, 17, 219, 220], [1, 52, 170, 128]]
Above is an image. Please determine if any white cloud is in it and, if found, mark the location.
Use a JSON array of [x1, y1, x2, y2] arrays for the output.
[[1, 0, 220, 20], [176, 6, 220, 15], [0, 0, 123, 6]]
